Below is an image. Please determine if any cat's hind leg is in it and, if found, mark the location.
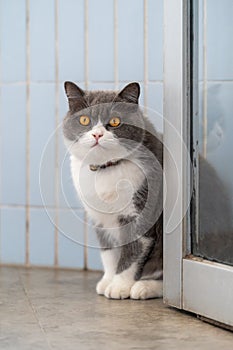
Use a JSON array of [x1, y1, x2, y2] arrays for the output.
[[130, 280, 163, 300]]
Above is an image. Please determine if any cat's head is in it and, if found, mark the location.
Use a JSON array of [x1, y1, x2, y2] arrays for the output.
[[63, 82, 146, 165]]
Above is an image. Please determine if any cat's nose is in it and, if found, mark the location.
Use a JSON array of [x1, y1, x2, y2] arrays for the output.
[[92, 133, 103, 141]]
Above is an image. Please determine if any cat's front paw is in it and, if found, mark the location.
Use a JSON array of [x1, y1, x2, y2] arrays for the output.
[[130, 280, 163, 300], [96, 277, 112, 295], [104, 277, 134, 299]]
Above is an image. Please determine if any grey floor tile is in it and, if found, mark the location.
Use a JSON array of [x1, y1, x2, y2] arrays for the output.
[[0, 268, 51, 350], [0, 267, 233, 350]]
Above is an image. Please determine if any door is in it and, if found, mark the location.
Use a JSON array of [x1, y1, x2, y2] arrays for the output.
[[163, 0, 233, 329]]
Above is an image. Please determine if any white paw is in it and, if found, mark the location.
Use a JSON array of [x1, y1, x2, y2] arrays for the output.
[[130, 280, 163, 300], [96, 277, 112, 295], [104, 277, 134, 299]]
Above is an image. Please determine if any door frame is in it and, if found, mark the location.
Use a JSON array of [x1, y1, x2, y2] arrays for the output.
[[163, 0, 233, 328]]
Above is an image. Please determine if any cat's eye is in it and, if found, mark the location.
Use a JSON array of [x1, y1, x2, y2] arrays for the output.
[[109, 117, 121, 127], [79, 115, 90, 126]]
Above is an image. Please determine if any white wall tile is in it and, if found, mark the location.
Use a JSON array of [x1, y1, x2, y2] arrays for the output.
[[0, 208, 26, 264], [29, 208, 55, 266], [30, 0, 55, 81], [0, 0, 26, 82], [1, 86, 26, 205]]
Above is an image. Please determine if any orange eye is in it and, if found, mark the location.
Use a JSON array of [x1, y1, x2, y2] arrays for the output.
[[109, 117, 121, 127], [79, 115, 90, 126]]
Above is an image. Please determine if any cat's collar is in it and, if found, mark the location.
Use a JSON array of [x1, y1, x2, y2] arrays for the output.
[[89, 159, 122, 171]]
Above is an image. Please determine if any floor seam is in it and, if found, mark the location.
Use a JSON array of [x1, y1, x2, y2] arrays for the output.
[[18, 269, 54, 350]]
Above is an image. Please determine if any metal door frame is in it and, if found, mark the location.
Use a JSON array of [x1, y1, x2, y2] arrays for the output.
[[163, 0, 233, 328]]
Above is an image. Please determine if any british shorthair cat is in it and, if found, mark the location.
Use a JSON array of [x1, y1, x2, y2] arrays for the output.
[[63, 82, 163, 299]]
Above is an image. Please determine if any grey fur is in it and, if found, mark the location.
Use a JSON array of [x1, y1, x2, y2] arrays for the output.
[[118, 215, 137, 226]]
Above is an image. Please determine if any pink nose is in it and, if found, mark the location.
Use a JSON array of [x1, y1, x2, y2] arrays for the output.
[[92, 133, 103, 141]]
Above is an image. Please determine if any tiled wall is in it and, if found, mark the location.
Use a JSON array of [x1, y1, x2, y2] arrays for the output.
[[0, 0, 163, 269], [1, 0, 232, 270]]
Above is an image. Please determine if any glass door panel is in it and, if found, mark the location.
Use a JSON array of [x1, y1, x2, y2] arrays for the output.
[[192, 0, 233, 266], [182, 0, 233, 329]]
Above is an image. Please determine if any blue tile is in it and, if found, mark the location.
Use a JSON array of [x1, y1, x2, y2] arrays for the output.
[[147, 83, 163, 133], [148, 0, 163, 81], [30, 84, 56, 206], [58, 210, 85, 268], [0, 208, 26, 264], [87, 219, 103, 271], [88, 82, 115, 91], [88, 0, 114, 82], [87, 246, 103, 271], [148, 83, 163, 114], [30, 0, 55, 81], [206, 0, 233, 80], [30, 208, 55, 266], [118, 0, 144, 82], [1, 86, 26, 205], [0, 0, 26, 82], [58, 0, 85, 82], [58, 209, 85, 248], [58, 233, 84, 268]]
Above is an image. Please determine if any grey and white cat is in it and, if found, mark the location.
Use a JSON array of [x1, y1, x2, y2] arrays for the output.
[[63, 82, 163, 299]]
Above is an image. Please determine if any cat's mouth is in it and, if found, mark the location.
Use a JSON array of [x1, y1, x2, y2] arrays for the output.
[[91, 141, 100, 148], [91, 140, 101, 148], [89, 159, 122, 171]]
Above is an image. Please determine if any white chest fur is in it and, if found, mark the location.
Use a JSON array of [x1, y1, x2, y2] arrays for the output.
[[70, 155, 145, 228]]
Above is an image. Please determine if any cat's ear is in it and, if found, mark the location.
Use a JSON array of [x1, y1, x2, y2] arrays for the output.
[[64, 81, 87, 112], [118, 82, 140, 104]]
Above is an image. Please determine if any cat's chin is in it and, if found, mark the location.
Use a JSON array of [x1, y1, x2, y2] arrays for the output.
[[86, 148, 121, 166], [67, 137, 130, 167], [69, 147, 119, 167]]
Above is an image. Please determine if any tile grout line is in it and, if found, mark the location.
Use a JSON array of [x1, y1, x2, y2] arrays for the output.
[[1, 79, 233, 86], [54, 0, 59, 268], [25, 0, 31, 267], [83, 0, 89, 270], [114, 0, 119, 90], [143, 0, 149, 116], [0, 79, 168, 85], [0, 263, 102, 272]]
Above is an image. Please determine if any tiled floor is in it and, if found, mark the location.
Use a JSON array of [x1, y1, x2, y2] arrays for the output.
[[0, 267, 233, 350]]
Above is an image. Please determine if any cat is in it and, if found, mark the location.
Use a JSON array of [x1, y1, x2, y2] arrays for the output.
[[63, 81, 163, 299]]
